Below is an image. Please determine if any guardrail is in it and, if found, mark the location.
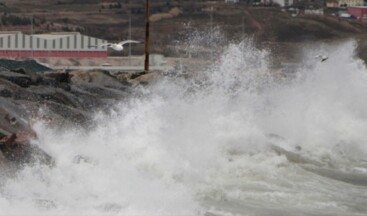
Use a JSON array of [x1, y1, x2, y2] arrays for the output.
[[51, 65, 173, 72]]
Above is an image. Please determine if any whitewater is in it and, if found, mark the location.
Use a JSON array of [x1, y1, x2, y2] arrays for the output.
[[1, 38, 367, 216]]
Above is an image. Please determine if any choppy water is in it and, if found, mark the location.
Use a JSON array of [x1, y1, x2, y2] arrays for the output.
[[1, 38, 367, 216]]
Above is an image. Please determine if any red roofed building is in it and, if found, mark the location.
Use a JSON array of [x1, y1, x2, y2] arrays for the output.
[[348, 6, 367, 20]]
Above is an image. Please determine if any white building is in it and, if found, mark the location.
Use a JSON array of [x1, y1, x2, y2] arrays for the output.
[[264, 0, 294, 7], [225, 0, 239, 3], [338, 0, 364, 6], [0, 31, 108, 58]]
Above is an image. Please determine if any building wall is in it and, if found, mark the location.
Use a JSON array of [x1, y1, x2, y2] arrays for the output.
[[305, 8, 324, 15], [0, 31, 108, 58], [0, 50, 107, 58], [326, 0, 338, 7], [273, 0, 294, 7], [348, 6, 367, 19], [339, 0, 364, 6]]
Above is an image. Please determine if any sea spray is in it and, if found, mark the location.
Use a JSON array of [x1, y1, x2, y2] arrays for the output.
[[1, 38, 367, 216]]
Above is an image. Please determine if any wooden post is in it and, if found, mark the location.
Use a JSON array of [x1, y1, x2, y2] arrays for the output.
[[144, 0, 150, 73]]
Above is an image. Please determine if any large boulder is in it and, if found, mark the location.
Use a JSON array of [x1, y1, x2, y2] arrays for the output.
[[0, 97, 32, 136], [115, 71, 160, 87], [70, 70, 130, 90], [0, 69, 32, 88], [0, 59, 51, 73]]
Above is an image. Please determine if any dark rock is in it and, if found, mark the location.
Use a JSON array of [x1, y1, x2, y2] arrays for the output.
[[37, 76, 71, 91], [12, 88, 41, 102], [12, 68, 27, 75], [68, 85, 111, 111], [0, 85, 12, 97], [28, 144, 54, 166], [115, 71, 159, 87], [0, 79, 41, 101], [13, 68, 43, 85], [70, 70, 130, 91], [75, 83, 128, 100], [0, 70, 32, 88], [0, 134, 31, 163], [130, 71, 147, 79], [0, 67, 143, 165], [0, 77, 21, 92], [40, 100, 91, 126], [0, 59, 51, 73], [44, 71, 71, 83], [0, 98, 32, 135], [28, 85, 84, 109], [58, 82, 71, 91], [0, 132, 53, 166], [130, 72, 159, 87], [38, 76, 60, 87]]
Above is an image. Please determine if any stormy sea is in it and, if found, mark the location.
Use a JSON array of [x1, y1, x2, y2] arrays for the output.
[[1, 37, 367, 216]]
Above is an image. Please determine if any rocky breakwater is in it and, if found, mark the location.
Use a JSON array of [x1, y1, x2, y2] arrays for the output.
[[0, 59, 159, 167]]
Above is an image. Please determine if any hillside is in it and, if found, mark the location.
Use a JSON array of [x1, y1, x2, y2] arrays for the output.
[[0, 0, 367, 61]]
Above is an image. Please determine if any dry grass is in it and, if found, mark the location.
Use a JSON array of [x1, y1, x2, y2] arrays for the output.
[[150, 7, 182, 22]]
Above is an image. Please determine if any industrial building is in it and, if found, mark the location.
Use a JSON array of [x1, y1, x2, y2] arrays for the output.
[[0, 31, 108, 58]]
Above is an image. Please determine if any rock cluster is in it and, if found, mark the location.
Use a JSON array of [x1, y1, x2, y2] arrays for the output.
[[0, 59, 157, 165]]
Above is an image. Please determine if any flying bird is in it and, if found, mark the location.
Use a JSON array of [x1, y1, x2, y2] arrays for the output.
[[89, 40, 142, 51], [315, 55, 328, 62]]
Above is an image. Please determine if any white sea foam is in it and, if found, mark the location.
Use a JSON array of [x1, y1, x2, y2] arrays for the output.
[[1, 38, 367, 216]]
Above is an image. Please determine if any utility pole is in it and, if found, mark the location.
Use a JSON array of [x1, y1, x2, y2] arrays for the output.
[[31, 15, 34, 59], [128, 12, 132, 66], [242, 15, 245, 40], [242, 13, 245, 65], [128, 1, 131, 66], [144, 0, 150, 73], [209, 7, 213, 61]]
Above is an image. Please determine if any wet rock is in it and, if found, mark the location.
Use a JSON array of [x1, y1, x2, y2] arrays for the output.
[[129, 72, 159, 87], [0, 58, 51, 73], [0, 62, 154, 165], [114, 72, 133, 86], [40, 100, 91, 126], [0, 133, 32, 163], [0, 98, 32, 135], [0, 85, 12, 97], [29, 144, 54, 166], [38, 76, 61, 88], [43, 71, 70, 83], [0, 78, 40, 102], [0, 78, 21, 92], [28, 86, 83, 109], [0, 133, 54, 166], [130, 71, 147, 79], [75, 83, 128, 100], [70, 70, 130, 91], [0, 70, 32, 88], [115, 71, 159, 87], [69, 85, 109, 110]]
